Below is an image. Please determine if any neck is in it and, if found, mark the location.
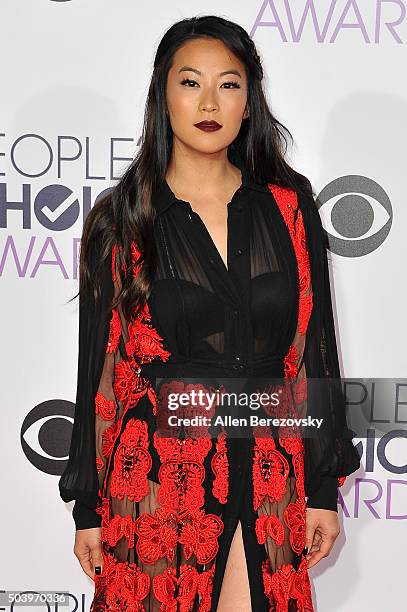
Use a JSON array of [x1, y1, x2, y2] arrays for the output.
[[165, 139, 241, 199]]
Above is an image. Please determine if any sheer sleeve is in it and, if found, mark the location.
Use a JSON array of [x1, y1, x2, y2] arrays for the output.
[[295, 178, 361, 509], [270, 179, 361, 512], [284, 282, 341, 512], [59, 241, 137, 530]]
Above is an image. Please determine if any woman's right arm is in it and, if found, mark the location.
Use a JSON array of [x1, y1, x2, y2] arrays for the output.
[[71, 245, 124, 530], [59, 239, 131, 576]]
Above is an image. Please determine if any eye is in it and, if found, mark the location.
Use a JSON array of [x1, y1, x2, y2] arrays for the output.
[[316, 175, 393, 257], [180, 78, 198, 87], [221, 81, 241, 89]]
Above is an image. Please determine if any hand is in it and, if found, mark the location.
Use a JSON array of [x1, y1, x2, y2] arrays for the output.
[[73, 527, 103, 579], [305, 508, 340, 569]]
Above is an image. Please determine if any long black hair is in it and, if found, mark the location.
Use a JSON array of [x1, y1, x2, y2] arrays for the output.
[[77, 15, 312, 321]]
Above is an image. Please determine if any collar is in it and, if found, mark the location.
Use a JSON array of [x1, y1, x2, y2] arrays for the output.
[[152, 146, 268, 216]]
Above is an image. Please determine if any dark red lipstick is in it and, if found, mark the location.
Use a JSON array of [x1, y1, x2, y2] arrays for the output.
[[194, 120, 222, 132]]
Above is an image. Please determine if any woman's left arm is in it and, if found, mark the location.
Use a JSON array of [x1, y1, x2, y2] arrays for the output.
[[290, 177, 361, 566]]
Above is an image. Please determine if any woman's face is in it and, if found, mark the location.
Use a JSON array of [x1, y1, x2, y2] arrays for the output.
[[166, 37, 249, 155]]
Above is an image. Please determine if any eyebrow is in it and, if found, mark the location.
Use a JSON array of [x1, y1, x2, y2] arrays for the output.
[[178, 66, 242, 78]]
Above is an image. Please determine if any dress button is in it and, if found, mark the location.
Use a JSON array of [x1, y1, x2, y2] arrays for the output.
[[236, 249, 243, 256], [232, 355, 245, 371]]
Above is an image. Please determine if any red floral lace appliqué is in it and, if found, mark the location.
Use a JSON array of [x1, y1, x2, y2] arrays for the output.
[[268, 185, 313, 379], [102, 420, 120, 458], [91, 550, 150, 612], [109, 418, 152, 502], [104, 513, 137, 549], [134, 507, 179, 564], [155, 435, 212, 514], [106, 308, 121, 354], [125, 240, 171, 367], [255, 513, 285, 546], [262, 556, 313, 612], [292, 451, 306, 499], [152, 563, 215, 612], [96, 456, 104, 473], [179, 508, 224, 564], [338, 476, 346, 487], [144, 433, 225, 568], [283, 499, 306, 554], [134, 505, 222, 567], [211, 430, 229, 504], [252, 426, 290, 511], [111, 240, 171, 367], [283, 344, 299, 379], [126, 304, 171, 365], [99, 496, 111, 527], [113, 357, 149, 411], [95, 391, 116, 421]]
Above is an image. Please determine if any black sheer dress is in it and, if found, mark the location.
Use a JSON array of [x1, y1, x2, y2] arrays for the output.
[[59, 146, 360, 611]]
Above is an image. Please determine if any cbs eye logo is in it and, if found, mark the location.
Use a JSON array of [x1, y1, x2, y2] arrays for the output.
[[317, 175, 392, 257], [21, 400, 74, 475]]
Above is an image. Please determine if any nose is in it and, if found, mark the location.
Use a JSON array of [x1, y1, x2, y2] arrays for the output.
[[199, 99, 218, 113], [202, 103, 216, 110]]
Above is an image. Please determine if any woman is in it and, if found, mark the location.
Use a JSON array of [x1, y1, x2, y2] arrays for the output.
[[59, 15, 360, 612]]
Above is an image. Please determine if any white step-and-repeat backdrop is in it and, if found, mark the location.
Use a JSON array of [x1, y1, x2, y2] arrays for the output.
[[1, 1, 406, 610]]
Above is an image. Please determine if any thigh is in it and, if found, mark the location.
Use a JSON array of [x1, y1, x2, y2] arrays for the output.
[[216, 521, 252, 612]]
